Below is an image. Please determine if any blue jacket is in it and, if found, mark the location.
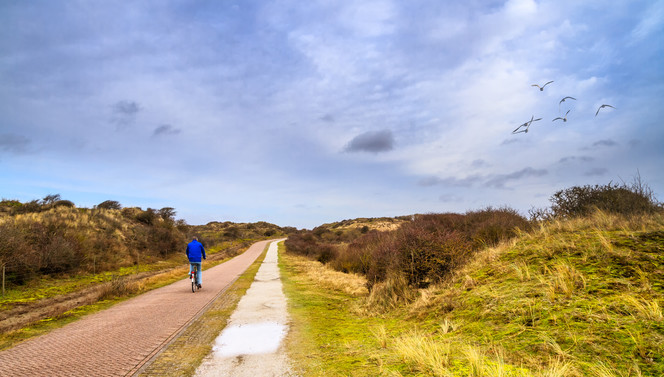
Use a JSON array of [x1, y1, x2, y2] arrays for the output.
[[186, 239, 206, 263]]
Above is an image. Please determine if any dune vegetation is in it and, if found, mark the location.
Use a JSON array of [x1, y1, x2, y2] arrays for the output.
[[281, 180, 663, 376], [0, 196, 293, 345]]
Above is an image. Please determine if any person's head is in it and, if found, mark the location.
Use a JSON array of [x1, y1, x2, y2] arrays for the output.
[[192, 236, 198, 241]]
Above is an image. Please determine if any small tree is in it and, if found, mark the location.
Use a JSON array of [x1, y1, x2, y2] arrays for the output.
[[42, 194, 61, 205], [97, 200, 122, 210], [135, 208, 157, 225], [158, 207, 176, 222]]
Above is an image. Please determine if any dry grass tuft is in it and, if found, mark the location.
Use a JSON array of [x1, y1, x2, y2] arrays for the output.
[[621, 294, 663, 322], [536, 359, 575, 377], [364, 274, 417, 313], [512, 260, 531, 281], [292, 255, 368, 297], [394, 331, 452, 376], [369, 324, 389, 349], [99, 276, 140, 300], [439, 318, 455, 334], [542, 261, 586, 301]]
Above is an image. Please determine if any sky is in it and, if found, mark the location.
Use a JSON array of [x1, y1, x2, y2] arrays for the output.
[[1, 0, 663, 229]]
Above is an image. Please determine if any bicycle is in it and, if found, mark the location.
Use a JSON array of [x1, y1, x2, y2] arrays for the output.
[[190, 264, 201, 293]]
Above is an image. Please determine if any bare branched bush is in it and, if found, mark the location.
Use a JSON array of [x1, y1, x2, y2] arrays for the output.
[[549, 177, 660, 219]]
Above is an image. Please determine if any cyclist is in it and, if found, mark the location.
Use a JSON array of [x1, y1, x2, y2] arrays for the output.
[[186, 236, 206, 289]]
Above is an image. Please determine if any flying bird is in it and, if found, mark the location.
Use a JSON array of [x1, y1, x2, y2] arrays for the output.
[[512, 115, 542, 134], [595, 104, 615, 116], [559, 96, 576, 112], [532, 81, 554, 91], [559, 96, 576, 105], [553, 110, 570, 122]]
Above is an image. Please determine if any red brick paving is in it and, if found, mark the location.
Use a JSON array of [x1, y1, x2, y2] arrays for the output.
[[0, 240, 272, 377]]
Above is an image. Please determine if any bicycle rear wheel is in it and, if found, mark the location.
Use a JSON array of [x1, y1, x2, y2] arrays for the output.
[[191, 273, 196, 293]]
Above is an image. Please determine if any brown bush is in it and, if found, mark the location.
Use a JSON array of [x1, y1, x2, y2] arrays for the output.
[[332, 230, 392, 275], [316, 244, 338, 264], [550, 180, 660, 218], [289, 209, 529, 290], [395, 227, 473, 288], [464, 207, 531, 247]]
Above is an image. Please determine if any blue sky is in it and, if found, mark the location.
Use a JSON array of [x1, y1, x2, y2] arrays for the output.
[[1, 0, 663, 229]]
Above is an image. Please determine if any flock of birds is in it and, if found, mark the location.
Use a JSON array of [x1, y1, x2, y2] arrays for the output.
[[512, 81, 615, 134]]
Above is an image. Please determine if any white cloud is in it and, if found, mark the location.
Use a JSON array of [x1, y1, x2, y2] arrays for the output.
[[339, 0, 397, 37], [1, 0, 663, 228], [630, 0, 664, 42]]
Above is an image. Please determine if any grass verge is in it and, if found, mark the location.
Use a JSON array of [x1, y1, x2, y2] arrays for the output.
[[281, 212, 664, 376], [281, 244, 408, 376]]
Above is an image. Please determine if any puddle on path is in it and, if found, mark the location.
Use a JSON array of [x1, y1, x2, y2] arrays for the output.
[[212, 321, 287, 358]]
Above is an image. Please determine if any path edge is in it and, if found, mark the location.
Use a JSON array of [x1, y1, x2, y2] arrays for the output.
[[129, 240, 275, 376]]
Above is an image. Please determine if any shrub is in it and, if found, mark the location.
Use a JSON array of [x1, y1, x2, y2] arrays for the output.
[[41, 194, 61, 205], [15, 200, 42, 214], [333, 230, 391, 275], [53, 200, 75, 208], [316, 244, 338, 264], [284, 233, 322, 258], [395, 225, 473, 288], [97, 200, 122, 210], [550, 179, 660, 218], [0, 199, 194, 288], [158, 207, 176, 222], [135, 208, 157, 225], [289, 209, 529, 290], [0, 199, 22, 214], [464, 207, 530, 247]]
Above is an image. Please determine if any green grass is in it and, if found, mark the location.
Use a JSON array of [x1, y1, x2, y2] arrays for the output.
[[281, 246, 398, 376], [281, 212, 664, 376]]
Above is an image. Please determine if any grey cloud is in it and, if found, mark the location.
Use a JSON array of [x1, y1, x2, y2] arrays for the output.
[[484, 167, 548, 189], [113, 100, 140, 116], [471, 159, 489, 168], [592, 139, 618, 148], [0, 133, 30, 154], [628, 139, 641, 148], [153, 124, 182, 137], [111, 100, 141, 128], [585, 168, 608, 176], [344, 129, 394, 153], [320, 114, 335, 123], [439, 193, 461, 202], [558, 156, 594, 164], [418, 175, 481, 187], [501, 138, 522, 146]]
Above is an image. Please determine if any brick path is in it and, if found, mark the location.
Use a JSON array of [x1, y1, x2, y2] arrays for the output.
[[0, 240, 272, 377]]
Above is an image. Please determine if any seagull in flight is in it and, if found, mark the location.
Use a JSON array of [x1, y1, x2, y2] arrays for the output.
[[512, 115, 542, 134], [559, 96, 576, 105], [595, 104, 615, 116], [559, 96, 576, 111], [532, 81, 554, 91], [553, 110, 570, 122]]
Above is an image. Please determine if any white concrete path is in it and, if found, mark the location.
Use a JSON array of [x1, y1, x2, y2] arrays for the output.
[[194, 239, 295, 377]]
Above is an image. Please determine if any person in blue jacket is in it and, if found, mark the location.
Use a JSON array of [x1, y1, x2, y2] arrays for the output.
[[186, 236, 206, 288]]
